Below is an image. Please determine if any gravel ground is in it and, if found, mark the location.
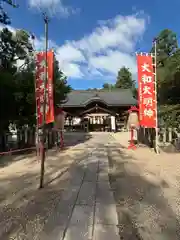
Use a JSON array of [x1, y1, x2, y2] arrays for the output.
[[0, 146, 90, 240], [1, 132, 180, 240], [107, 141, 180, 240]]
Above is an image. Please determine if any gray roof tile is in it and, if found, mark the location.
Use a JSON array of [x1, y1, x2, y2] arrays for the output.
[[62, 89, 137, 107]]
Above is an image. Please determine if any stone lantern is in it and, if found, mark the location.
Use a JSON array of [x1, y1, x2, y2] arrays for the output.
[[54, 108, 66, 148], [127, 106, 139, 149], [127, 106, 139, 129]]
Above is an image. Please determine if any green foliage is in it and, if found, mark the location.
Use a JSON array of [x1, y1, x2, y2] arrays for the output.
[[0, 27, 33, 130], [101, 67, 137, 98], [152, 29, 180, 127], [0, 0, 18, 24], [159, 105, 180, 129], [0, 71, 16, 131], [151, 29, 178, 67], [0, 28, 33, 72], [115, 67, 135, 89], [0, 27, 71, 130], [102, 83, 115, 90]]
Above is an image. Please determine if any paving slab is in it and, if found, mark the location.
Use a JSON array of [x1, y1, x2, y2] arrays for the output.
[[93, 224, 119, 240], [98, 163, 109, 173], [0, 133, 120, 240], [37, 202, 74, 240], [87, 162, 99, 173], [97, 171, 109, 182], [68, 171, 85, 186], [84, 170, 98, 182], [69, 205, 94, 226], [76, 182, 96, 206], [96, 182, 114, 204], [95, 202, 118, 225], [64, 224, 93, 240]]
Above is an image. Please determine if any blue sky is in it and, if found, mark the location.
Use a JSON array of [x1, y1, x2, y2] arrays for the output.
[[2, 0, 180, 89]]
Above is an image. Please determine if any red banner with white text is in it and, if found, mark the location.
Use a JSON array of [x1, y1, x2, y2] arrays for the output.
[[35, 51, 54, 126], [137, 54, 156, 128]]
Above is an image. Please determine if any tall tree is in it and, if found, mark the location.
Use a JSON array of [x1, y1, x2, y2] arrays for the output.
[[0, 27, 33, 130], [102, 83, 114, 90], [115, 67, 135, 89], [151, 29, 180, 128], [151, 29, 178, 67], [0, 0, 18, 24], [0, 28, 33, 72], [0, 27, 71, 129]]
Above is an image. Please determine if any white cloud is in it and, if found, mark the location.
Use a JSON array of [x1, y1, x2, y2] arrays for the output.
[[56, 43, 85, 62], [75, 15, 146, 54], [33, 36, 57, 51], [89, 50, 136, 75], [0, 12, 149, 80], [0, 23, 15, 33], [59, 62, 83, 78], [28, 0, 79, 17], [54, 13, 148, 79], [54, 43, 85, 78]]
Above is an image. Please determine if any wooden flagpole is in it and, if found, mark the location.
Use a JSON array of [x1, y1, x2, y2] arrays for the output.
[[136, 50, 159, 153], [153, 39, 159, 154]]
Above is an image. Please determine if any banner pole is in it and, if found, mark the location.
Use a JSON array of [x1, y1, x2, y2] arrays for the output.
[[39, 13, 49, 189], [33, 54, 40, 158], [154, 40, 159, 154]]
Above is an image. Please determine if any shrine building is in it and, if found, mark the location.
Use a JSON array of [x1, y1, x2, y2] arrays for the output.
[[61, 89, 137, 132]]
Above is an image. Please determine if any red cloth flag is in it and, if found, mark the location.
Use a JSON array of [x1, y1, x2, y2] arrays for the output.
[[137, 55, 156, 128]]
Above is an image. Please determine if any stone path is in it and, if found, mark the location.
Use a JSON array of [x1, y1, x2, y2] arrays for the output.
[[109, 133, 180, 239], [2, 131, 180, 239], [0, 133, 120, 240], [39, 147, 119, 240]]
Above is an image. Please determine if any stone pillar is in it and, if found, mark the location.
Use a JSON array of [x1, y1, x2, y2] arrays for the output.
[[162, 128, 166, 143], [168, 128, 172, 143], [111, 116, 116, 132]]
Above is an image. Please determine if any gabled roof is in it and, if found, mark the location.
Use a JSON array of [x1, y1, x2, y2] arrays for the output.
[[62, 89, 137, 107]]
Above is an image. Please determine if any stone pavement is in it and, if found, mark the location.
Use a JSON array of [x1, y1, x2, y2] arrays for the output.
[[0, 133, 120, 240], [109, 132, 180, 239], [2, 132, 180, 239], [39, 147, 119, 240]]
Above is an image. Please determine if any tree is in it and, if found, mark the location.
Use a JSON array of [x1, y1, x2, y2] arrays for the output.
[[0, 28, 33, 72], [151, 29, 178, 67], [115, 67, 135, 89], [102, 83, 114, 90], [151, 29, 180, 128], [0, 27, 71, 130], [12, 56, 71, 127], [0, 27, 33, 131], [0, 0, 18, 24], [87, 88, 98, 91], [100, 67, 138, 98], [115, 67, 133, 88]]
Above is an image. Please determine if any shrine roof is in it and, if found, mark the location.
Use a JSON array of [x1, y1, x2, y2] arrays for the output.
[[61, 89, 137, 107]]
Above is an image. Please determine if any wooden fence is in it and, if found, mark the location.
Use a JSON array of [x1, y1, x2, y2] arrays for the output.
[[137, 127, 180, 151], [0, 127, 58, 153]]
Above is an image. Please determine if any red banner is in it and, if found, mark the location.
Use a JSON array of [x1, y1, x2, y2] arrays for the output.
[[35, 51, 54, 126], [137, 55, 156, 128]]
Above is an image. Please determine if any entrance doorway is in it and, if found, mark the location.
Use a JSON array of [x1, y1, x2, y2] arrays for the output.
[[86, 113, 111, 132]]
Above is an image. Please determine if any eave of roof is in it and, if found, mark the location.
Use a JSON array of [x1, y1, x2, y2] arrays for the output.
[[61, 89, 137, 107]]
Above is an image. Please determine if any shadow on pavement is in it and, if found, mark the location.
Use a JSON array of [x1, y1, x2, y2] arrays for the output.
[[0, 132, 92, 169], [0, 138, 116, 240], [63, 132, 92, 148], [107, 146, 180, 240]]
